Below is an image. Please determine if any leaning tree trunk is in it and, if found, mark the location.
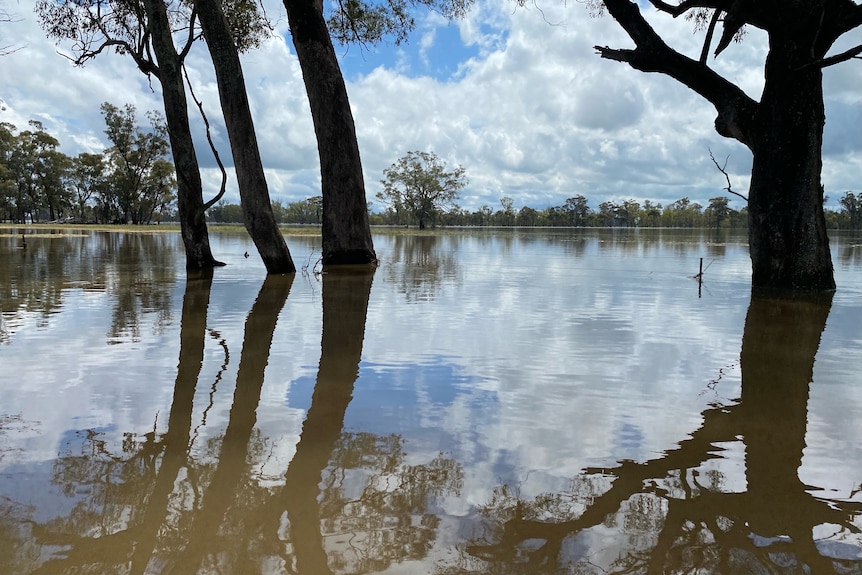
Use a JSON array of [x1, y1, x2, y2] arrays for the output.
[[282, 0, 377, 266], [194, 0, 296, 274], [142, 0, 221, 271], [747, 36, 834, 292]]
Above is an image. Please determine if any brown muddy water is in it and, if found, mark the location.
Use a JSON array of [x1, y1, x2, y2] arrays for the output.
[[1, 227, 862, 574]]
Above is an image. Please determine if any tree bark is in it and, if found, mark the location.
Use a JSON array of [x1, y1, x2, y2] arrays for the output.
[[194, 0, 296, 274], [282, 0, 377, 267], [596, 0, 839, 291], [142, 0, 222, 271], [747, 34, 834, 291]]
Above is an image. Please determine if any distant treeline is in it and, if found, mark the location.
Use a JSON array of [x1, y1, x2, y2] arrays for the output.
[[206, 192, 862, 230]]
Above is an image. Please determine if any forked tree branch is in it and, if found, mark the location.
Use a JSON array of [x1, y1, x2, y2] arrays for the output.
[[708, 148, 748, 203], [182, 64, 228, 210]]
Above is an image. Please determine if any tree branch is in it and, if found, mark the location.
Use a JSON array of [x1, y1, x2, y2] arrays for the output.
[[183, 64, 228, 211], [801, 42, 862, 70], [595, 0, 758, 148], [699, 8, 721, 64], [648, 0, 728, 18], [708, 148, 748, 203]]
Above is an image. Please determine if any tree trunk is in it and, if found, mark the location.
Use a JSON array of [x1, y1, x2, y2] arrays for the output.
[[194, 0, 295, 275], [596, 0, 839, 292], [282, 0, 377, 267], [747, 37, 834, 291], [142, 0, 222, 271]]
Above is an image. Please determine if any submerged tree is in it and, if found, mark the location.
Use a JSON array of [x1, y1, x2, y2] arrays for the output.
[[591, 0, 862, 291], [37, 0, 288, 271], [378, 150, 467, 229], [37, 0, 221, 268], [193, 0, 295, 274], [281, 0, 470, 264]]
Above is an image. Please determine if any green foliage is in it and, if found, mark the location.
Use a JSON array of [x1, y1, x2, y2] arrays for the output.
[[377, 150, 467, 229], [100, 102, 175, 224], [327, 0, 473, 46], [36, 0, 273, 67], [0, 120, 75, 223], [838, 191, 861, 229]]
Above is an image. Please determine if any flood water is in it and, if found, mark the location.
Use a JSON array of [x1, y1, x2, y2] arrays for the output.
[[1, 227, 862, 574]]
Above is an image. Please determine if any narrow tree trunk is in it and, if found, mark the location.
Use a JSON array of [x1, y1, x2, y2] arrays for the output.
[[282, 0, 377, 266], [194, 0, 295, 274], [747, 36, 834, 291], [142, 0, 222, 271]]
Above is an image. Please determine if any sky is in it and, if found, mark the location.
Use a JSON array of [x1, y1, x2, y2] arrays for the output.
[[1, 0, 861, 213]]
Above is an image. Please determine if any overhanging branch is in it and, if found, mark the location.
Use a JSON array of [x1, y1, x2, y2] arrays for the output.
[[596, 0, 758, 147]]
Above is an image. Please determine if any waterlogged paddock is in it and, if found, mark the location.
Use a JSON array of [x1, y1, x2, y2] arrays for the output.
[[1, 227, 862, 574]]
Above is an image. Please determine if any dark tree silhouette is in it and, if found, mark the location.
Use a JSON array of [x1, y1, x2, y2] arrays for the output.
[[593, 0, 862, 291]]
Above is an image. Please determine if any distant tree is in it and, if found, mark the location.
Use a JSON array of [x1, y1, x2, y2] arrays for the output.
[[838, 191, 861, 229], [619, 199, 641, 227], [286, 196, 322, 224], [517, 205, 539, 226], [597, 200, 619, 227], [662, 197, 703, 228], [1, 121, 71, 223], [100, 103, 173, 224], [563, 195, 591, 226], [590, 0, 861, 290], [69, 153, 107, 222], [378, 151, 467, 229], [497, 196, 516, 225], [641, 199, 662, 227], [705, 196, 731, 229]]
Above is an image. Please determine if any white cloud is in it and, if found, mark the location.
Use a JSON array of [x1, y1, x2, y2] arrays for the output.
[[1, 0, 860, 212]]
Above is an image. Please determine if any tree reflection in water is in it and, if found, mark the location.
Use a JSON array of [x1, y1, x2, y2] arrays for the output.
[[445, 290, 862, 574], [10, 267, 462, 574]]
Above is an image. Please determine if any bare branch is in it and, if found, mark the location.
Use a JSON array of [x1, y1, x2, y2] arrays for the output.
[[800, 43, 862, 70], [183, 64, 228, 210], [708, 148, 748, 203]]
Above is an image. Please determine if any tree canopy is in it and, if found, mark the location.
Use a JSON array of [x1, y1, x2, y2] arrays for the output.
[[377, 151, 467, 229]]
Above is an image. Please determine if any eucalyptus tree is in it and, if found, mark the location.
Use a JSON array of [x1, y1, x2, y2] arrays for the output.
[[193, 0, 295, 273], [69, 152, 108, 222], [37, 0, 219, 267], [0, 120, 72, 223], [100, 102, 173, 224], [591, 0, 862, 291], [281, 0, 472, 264], [36, 0, 289, 270], [378, 150, 467, 229]]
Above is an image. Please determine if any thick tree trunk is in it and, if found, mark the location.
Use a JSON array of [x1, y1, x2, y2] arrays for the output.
[[282, 0, 377, 266], [748, 40, 834, 291], [194, 0, 296, 274], [596, 0, 839, 292], [142, 0, 221, 271]]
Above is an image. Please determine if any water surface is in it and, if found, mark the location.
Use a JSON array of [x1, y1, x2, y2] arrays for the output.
[[1, 227, 862, 574]]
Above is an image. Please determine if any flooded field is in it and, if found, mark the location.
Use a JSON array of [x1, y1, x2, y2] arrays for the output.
[[2, 227, 862, 574]]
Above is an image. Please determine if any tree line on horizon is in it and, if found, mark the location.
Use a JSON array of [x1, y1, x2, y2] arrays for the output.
[[3, 113, 860, 232], [206, 191, 862, 230]]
